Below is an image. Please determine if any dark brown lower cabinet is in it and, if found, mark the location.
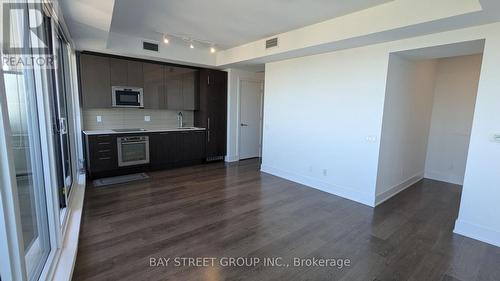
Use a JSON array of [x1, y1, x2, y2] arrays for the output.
[[150, 131, 181, 166], [86, 130, 206, 179], [85, 134, 119, 178], [180, 130, 206, 162]]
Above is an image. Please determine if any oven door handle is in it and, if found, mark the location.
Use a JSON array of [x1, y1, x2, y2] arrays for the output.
[[120, 141, 147, 145]]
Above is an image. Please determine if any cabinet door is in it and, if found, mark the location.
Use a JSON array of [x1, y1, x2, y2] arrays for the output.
[[179, 131, 205, 162], [87, 135, 118, 172], [165, 75, 183, 110], [182, 72, 197, 110], [151, 132, 182, 166], [109, 58, 128, 86], [127, 60, 144, 87], [192, 130, 206, 160], [206, 70, 227, 158], [143, 63, 164, 109], [80, 54, 111, 108]]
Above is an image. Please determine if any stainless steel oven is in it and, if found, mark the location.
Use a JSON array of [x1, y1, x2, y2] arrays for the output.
[[112, 86, 144, 108], [117, 136, 149, 167]]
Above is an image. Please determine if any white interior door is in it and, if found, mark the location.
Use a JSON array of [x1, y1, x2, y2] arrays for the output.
[[239, 80, 263, 160]]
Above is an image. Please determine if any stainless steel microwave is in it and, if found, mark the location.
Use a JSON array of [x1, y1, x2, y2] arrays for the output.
[[112, 86, 144, 108]]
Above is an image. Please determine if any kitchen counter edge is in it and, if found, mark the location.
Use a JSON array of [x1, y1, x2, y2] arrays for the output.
[[82, 128, 206, 136]]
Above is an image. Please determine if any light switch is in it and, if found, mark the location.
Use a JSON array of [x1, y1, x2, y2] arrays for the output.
[[144, 116, 151, 122], [96, 116, 102, 123]]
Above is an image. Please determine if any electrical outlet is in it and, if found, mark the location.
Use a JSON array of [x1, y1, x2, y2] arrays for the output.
[[493, 134, 500, 143], [144, 116, 151, 122], [365, 135, 377, 142], [96, 116, 102, 123]]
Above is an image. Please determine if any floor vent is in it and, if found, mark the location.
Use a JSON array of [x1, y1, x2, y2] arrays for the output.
[[93, 173, 149, 187], [143, 41, 159, 52], [265, 37, 278, 49], [206, 156, 225, 162]]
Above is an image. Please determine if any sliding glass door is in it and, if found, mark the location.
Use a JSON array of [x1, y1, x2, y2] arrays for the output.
[[1, 3, 51, 280]]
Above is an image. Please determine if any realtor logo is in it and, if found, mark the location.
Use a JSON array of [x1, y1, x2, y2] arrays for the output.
[[2, 1, 55, 69]]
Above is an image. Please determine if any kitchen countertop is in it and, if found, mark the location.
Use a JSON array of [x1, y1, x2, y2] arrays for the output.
[[82, 127, 206, 135]]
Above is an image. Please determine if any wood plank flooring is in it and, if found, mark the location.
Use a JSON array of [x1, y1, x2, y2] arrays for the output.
[[73, 159, 500, 281]]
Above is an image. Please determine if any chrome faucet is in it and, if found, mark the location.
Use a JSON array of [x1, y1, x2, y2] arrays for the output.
[[177, 111, 183, 128]]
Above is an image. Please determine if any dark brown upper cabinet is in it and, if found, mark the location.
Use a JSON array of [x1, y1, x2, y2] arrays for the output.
[[143, 62, 164, 109], [164, 66, 198, 110], [110, 58, 144, 88], [80, 54, 111, 108], [79, 52, 199, 110], [182, 72, 197, 110], [127, 60, 144, 87]]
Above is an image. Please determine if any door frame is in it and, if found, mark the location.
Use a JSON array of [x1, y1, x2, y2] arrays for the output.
[[237, 78, 264, 160]]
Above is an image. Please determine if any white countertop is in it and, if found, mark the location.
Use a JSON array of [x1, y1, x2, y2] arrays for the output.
[[83, 127, 206, 135]]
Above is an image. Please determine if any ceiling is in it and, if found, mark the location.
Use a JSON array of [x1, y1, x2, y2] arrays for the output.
[[109, 0, 393, 49]]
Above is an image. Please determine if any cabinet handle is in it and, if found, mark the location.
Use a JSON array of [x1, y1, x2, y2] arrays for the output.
[[207, 75, 210, 85], [98, 149, 110, 153], [207, 118, 210, 130], [207, 131, 210, 143], [98, 142, 110, 145], [99, 157, 111, 160], [159, 133, 169, 135], [97, 135, 110, 138]]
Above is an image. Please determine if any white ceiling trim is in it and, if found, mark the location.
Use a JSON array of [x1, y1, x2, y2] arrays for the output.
[[215, 0, 491, 66]]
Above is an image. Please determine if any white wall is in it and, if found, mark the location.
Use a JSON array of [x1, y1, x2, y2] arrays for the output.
[[226, 69, 264, 162], [262, 46, 389, 206], [424, 55, 482, 185], [454, 34, 500, 247], [376, 56, 437, 204], [262, 22, 500, 246]]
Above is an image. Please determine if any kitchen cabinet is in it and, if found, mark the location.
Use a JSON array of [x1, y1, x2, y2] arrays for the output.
[[195, 69, 227, 160], [85, 134, 118, 176], [109, 58, 127, 86], [165, 75, 183, 110], [150, 131, 181, 166], [182, 72, 197, 110], [180, 130, 206, 161], [164, 67, 198, 110], [150, 130, 206, 168], [79, 52, 198, 110], [79, 54, 111, 108], [127, 60, 144, 87], [86, 130, 206, 179], [143, 63, 164, 109], [110, 58, 144, 87]]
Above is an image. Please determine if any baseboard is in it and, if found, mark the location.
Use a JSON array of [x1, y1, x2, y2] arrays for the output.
[[225, 155, 239, 162], [375, 172, 423, 206], [424, 170, 463, 185], [454, 219, 500, 247], [260, 164, 374, 207]]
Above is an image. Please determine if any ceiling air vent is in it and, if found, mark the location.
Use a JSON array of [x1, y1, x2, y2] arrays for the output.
[[143, 41, 159, 52], [265, 37, 278, 49]]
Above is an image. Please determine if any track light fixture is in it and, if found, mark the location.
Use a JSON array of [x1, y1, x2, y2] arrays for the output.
[[159, 32, 217, 53]]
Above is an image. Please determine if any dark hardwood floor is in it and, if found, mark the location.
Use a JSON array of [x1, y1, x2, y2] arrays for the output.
[[73, 159, 500, 281]]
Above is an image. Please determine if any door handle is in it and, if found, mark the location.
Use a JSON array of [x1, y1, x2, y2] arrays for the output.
[[240, 123, 248, 127]]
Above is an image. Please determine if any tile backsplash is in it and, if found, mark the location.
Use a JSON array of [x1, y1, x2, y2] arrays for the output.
[[83, 108, 194, 130]]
